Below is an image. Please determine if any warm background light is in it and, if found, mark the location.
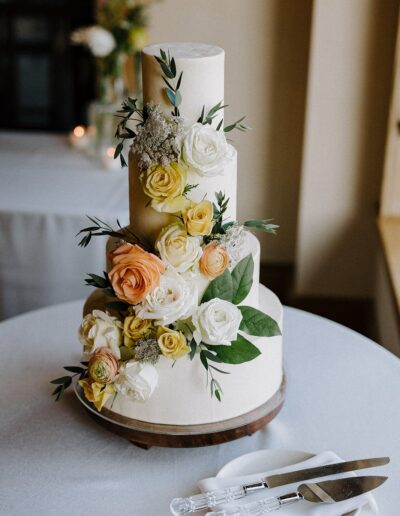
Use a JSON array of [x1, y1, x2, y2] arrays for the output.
[[73, 125, 85, 138]]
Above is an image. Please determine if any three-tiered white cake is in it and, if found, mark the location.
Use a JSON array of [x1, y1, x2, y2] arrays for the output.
[[80, 42, 283, 427]]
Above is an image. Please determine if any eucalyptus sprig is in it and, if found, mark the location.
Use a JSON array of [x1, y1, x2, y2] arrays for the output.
[[197, 101, 250, 133], [155, 49, 183, 116], [77, 216, 152, 251], [183, 183, 199, 196], [50, 364, 88, 401], [199, 346, 229, 401], [211, 191, 230, 236], [114, 97, 144, 167], [244, 219, 279, 235]]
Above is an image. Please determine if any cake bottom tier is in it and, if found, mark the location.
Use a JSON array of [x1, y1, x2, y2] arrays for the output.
[[104, 284, 283, 426]]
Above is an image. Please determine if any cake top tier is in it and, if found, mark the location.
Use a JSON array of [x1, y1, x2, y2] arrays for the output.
[[142, 42, 225, 126], [143, 42, 224, 59]]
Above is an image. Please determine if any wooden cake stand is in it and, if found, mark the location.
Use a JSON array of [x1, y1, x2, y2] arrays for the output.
[[74, 376, 286, 448]]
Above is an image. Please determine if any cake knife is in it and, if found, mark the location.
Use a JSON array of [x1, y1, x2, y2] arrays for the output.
[[204, 475, 388, 515], [169, 456, 389, 515]]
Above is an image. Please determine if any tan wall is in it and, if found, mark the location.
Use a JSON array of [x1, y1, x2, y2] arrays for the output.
[[295, 0, 398, 297], [148, 0, 312, 262]]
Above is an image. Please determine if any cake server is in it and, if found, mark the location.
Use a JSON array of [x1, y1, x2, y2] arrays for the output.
[[169, 457, 389, 514], [204, 475, 387, 515]]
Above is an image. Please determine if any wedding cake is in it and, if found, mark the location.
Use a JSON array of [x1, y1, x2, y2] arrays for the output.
[[52, 42, 284, 429]]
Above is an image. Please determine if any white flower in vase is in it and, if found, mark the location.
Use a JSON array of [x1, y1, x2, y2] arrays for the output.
[[182, 122, 236, 177], [135, 269, 197, 326], [192, 298, 242, 345], [114, 361, 158, 402], [71, 26, 116, 57]]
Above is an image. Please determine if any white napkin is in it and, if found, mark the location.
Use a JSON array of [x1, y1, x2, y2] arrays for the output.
[[198, 451, 379, 515]]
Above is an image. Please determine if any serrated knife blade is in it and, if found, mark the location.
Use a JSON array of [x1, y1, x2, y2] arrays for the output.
[[264, 456, 389, 488]]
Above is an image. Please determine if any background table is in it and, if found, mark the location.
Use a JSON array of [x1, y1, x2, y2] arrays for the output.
[[0, 132, 129, 320], [0, 301, 399, 516]]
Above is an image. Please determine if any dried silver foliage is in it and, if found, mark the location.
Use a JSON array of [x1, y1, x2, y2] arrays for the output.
[[133, 338, 161, 364], [131, 103, 185, 171], [217, 223, 247, 267]]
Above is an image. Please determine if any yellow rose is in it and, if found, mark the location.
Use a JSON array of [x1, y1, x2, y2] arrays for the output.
[[183, 200, 214, 236], [123, 315, 154, 347], [79, 379, 115, 411], [141, 162, 188, 213], [157, 326, 190, 360]]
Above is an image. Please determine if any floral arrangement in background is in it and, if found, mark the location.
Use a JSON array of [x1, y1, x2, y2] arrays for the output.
[[51, 50, 280, 409], [71, 0, 155, 103]]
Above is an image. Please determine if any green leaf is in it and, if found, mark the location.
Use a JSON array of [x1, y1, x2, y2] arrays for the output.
[[174, 90, 182, 107], [199, 350, 208, 370], [50, 376, 72, 385], [201, 268, 233, 303], [215, 389, 222, 401], [176, 71, 183, 90], [160, 61, 174, 78], [216, 119, 223, 131], [162, 76, 175, 91], [102, 288, 115, 297], [203, 350, 223, 363], [114, 142, 123, 159], [239, 306, 281, 337], [160, 48, 167, 61], [63, 366, 84, 374], [170, 57, 176, 77], [244, 219, 279, 235], [86, 273, 108, 289], [231, 254, 254, 305], [165, 88, 176, 106], [197, 105, 205, 123], [189, 339, 197, 360], [212, 335, 261, 364]]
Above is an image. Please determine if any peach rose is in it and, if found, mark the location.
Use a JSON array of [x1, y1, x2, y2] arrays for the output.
[[109, 243, 165, 305], [200, 243, 229, 278], [88, 347, 119, 384]]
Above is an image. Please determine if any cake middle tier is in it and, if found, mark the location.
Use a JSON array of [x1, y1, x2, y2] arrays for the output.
[[128, 148, 238, 244]]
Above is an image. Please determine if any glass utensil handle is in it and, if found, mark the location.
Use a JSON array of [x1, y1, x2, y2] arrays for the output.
[[170, 486, 246, 515], [205, 492, 302, 516]]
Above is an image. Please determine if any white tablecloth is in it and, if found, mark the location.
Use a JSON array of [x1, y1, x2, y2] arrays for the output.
[[0, 132, 129, 320], [0, 302, 398, 516]]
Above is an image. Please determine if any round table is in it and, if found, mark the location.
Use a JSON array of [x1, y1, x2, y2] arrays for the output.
[[0, 301, 399, 516], [0, 132, 129, 320]]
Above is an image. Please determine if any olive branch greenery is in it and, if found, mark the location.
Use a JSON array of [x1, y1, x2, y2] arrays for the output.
[[77, 216, 152, 251], [197, 101, 250, 133], [50, 364, 88, 401], [114, 97, 144, 167], [155, 48, 183, 117]]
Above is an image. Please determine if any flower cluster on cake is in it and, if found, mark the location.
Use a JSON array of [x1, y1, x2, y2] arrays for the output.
[[52, 43, 284, 426]]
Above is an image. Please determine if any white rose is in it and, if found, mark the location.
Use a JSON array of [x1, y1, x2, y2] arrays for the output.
[[192, 299, 242, 345], [78, 310, 122, 359], [182, 123, 235, 177], [71, 26, 116, 57], [114, 361, 158, 402], [135, 269, 197, 325], [156, 223, 203, 273]]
